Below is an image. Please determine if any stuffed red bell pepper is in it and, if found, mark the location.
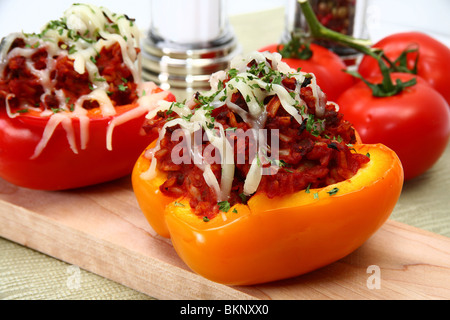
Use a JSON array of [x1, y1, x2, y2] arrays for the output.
[[0, 3, 175, 190]]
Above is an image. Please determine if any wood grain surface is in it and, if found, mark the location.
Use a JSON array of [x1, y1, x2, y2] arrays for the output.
[[1, 175, 449, 300]]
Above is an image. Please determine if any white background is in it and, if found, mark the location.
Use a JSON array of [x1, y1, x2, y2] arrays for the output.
[[0, 0, 449, 46], [0, 0, 286, 35]]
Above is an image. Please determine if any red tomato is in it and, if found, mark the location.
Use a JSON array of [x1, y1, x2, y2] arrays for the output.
[[358, 32, 450, 104], [260, 43, 355, 102], [0, 89, 176, 191], [337, 73, 450, 181]]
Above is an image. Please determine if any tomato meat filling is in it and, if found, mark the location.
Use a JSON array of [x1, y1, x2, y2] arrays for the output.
[[142, 52, 370, 220], [0, 40, 138, 113]]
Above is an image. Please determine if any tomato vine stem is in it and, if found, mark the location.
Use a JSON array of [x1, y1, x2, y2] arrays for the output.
[[297, 0, 377, 58]]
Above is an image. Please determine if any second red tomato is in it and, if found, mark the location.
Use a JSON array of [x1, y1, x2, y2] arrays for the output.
[[260, 43, 355, 102], [337, 73, 450, 181]]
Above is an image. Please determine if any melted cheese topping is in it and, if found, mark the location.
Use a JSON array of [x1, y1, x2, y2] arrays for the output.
[[142, 51, 329, 201], [1, 4, 169, 157]]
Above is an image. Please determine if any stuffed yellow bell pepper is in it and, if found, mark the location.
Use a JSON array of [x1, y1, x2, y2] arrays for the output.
[[132, 51, 404, 286]]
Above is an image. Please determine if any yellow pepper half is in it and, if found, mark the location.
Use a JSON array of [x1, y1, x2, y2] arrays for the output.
[[132, 143, 403, 286]]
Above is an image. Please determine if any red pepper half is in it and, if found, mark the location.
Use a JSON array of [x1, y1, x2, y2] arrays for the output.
[[0, 87, 175, 191]]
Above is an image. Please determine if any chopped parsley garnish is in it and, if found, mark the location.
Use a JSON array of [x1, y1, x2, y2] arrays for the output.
[[305, 183, 312, 194], [328, 143, 339, 150], [272, 74, 282, 85], [239, 193, 248, 204], [166, 103, 175, 116], [182, 114, 194, 121], [228, 68, 238, 78], [68, 45, 77, 55], [15, 109, 29, 114], [305, 115, 325, 137], [218, 201, 231, 213], [327, 188, 340, 196]]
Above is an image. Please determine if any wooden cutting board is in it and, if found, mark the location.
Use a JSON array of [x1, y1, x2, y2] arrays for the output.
[[0, 176, 449, 300]]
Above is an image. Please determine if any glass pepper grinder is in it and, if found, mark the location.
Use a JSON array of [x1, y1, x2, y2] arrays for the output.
[[283, 0, 368, 67], [142, 0, 241, 101]]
